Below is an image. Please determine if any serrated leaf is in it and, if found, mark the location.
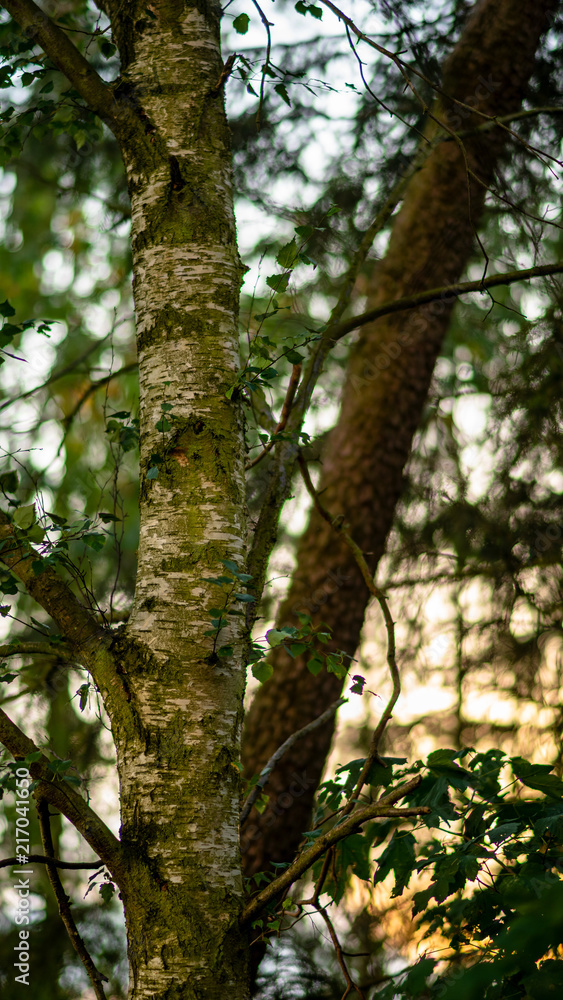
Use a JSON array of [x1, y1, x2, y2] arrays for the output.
[[274, 83, 291, 106], [266, 273, 290, 293], [276, 239, 299, 269], [374, 831, 416, 897]]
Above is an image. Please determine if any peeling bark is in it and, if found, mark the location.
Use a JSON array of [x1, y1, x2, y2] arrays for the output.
[[241, 0, 558, 878]]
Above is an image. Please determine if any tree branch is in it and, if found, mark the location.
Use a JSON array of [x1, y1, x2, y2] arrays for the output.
[[0, 510, 104, 653], [297, 455, 400, 806], [329, 261, 563, 343], [36, 797, 108, 1000], [3, 0, 141, 142], [0, 854, 104, 870], [0, 706, 126, 886], [240, 697, 347, 825], [241, 775, 429, 923], [62, 362, 138, 430], [0, 640, 72, 658]]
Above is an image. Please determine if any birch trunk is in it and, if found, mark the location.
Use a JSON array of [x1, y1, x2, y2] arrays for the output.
[[106, 3, 249, 997]]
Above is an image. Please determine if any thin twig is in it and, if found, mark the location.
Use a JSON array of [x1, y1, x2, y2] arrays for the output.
[[240, 696, 347, 824], [315, 902, 367, 1000], [297, 454, 400, 806], [36, 797, 108, 1000], [246, 364, 302, 471], [62, 362, 138, 429], [328, 260, 563, 343], [252, 0, 273, 132], [0, 854, 105, 870]]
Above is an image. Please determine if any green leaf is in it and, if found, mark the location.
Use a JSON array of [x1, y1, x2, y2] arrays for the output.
[[233, 13, 250, 33], [99, 881, 116, 904], [512, 757, 563, 799], [221, 559, 239, 573], [83, 532, 106, 552], [0, 470, 18, 493], [0, 300, 15, 317], [234, 592, 255, 603], [294, 224, 315, 239], [274, 83, 291, 106], [13, 503, 35, 530], [289, 642, 309, 657], [252, 661, 274, 683], [46, 511, 67, 526], [285, 349, 305, 364], [306, 655, 324, 676], [77, 684, 89, 712], [266, 629, 290, 647], [266, 273, 290, 293], [146, 466, 159, 479], [98, 512, 120, 523], [374, 831, 416, 897], [276, 239, 299, 269]]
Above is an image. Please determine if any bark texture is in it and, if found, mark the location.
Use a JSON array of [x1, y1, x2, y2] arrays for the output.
[[105, 2, 249, 997], [241, 0, 558, 878]]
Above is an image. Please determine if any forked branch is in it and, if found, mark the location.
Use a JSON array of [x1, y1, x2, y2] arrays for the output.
[[0, 707, 125, 885], [241, 775, 429, 923], [36, 797, 109, 1000]]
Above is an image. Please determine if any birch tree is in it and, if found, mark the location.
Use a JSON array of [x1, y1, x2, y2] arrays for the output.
[[0, 1, 561, 998]]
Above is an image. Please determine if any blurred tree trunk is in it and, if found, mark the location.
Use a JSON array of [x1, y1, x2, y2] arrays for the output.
[[241, 0, 557, 877]]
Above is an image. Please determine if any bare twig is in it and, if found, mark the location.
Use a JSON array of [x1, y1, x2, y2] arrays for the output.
[[329, 261, 563, 343], [0, 854, 104, 870], [297, 455, 400, 806], [246, 364, 302, 470], [36, 797, 108, 1000], [252, 0, 273, 131], [315, 902, 367, 1000], [240, 696, 347, 824], [62, 362, 138, 430]]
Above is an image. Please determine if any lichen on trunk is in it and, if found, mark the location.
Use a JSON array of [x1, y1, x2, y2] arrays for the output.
[[104, 2, 250, 996]]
